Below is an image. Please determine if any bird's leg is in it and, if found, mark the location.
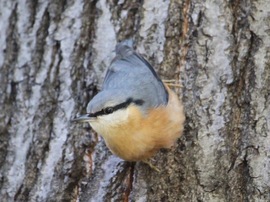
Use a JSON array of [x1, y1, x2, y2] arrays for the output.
[[142, 160, 160, 172], [162, 79, 182, 88]]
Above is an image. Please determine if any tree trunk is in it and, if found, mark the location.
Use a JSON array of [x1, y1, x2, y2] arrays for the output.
[[0, 0, 269, 201]]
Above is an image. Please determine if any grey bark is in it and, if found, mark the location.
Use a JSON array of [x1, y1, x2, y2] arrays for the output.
[[0, 0, 269, 201]]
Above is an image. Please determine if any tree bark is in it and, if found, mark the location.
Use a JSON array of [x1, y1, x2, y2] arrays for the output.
[[0, 0, 269, 201]]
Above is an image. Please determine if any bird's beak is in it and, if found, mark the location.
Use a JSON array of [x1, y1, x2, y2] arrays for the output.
[[72, 114, 94, 123]]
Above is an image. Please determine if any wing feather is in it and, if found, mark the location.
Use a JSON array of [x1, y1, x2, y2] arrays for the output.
[[102, 43, 168, 108]]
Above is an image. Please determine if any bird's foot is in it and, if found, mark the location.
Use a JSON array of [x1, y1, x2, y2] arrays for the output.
[[162, 79, 182, 88], [142, 160, 160, 172]]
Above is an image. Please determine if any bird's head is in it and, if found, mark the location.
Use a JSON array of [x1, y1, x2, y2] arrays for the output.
[[73, 89, 144, 133]]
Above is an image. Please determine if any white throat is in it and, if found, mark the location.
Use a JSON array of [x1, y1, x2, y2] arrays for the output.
[[89, 108, 129, 136]]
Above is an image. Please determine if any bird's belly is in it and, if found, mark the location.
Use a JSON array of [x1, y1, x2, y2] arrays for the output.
[[103, 131, 156, 161]]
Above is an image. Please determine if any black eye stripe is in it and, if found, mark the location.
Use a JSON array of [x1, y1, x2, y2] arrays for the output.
[[89, 98, 144, 117], [104, 107, 114, 114]]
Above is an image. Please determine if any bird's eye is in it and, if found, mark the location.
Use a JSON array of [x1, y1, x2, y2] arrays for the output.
[[104, 107, 114, 114]]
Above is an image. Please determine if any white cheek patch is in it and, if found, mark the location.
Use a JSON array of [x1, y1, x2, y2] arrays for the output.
[[89, 108, 130, 134], [99, 109, 129, 126]]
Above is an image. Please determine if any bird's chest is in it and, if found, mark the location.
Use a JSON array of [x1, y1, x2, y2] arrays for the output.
[[101, 123, 155, 161], [90, 117, 155, 161]]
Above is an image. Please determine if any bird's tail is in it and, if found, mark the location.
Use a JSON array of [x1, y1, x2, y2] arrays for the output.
[[115, 39, 134, 57]]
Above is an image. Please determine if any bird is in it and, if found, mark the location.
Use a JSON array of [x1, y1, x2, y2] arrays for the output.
[[73, 41, 185, 168]]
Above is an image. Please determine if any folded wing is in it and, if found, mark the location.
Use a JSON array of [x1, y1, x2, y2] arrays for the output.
[[102, 42, 168, 110]]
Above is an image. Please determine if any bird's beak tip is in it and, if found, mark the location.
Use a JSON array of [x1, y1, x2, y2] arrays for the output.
[[71, 114, 91, 123]]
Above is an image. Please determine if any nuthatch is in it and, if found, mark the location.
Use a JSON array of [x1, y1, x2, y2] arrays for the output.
[[74, 42, 185, 163]]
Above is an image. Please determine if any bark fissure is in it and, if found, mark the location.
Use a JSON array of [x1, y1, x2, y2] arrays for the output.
[[122, 163, 135, 202], [226, 1, 264, 200]]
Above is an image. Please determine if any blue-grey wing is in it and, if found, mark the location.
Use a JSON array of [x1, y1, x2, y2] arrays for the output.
[[102, 43, 168, 109]]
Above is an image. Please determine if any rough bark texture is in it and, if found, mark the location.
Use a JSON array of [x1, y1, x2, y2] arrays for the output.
[[0, 0, 269, 201]]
